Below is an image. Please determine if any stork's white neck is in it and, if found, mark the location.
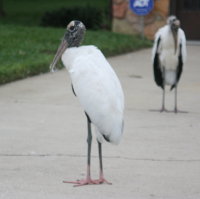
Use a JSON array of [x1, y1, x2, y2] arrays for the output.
[[61, 45, 98, 71]]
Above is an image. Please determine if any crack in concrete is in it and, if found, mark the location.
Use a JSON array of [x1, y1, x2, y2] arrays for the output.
[[0, 153, 200, 162]]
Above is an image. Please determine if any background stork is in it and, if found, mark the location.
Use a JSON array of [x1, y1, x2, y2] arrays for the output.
[[152, 15, 187, 113], [50, 20, 124, 186]]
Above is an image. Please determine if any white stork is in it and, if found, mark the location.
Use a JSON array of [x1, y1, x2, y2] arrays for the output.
[[50, 20, 124, 186], [152, 15, 187, 113]]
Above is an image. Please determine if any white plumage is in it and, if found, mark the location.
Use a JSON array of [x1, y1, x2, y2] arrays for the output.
[[50, 20, 124, 185], [152, 25, 187, 85], [62, 45, 124, 144]]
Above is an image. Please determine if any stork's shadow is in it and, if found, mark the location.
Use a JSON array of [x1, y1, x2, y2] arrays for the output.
[[149, 109, 189, 114]]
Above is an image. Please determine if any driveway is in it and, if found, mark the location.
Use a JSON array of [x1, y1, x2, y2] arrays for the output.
[[0, 45, 200, 199]]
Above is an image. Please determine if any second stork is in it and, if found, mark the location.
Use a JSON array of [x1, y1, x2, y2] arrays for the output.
[[152, 15, 187, 113]]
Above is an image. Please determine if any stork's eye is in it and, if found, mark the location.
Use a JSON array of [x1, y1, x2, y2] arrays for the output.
[[69, 26, 75, 31], [172, 18, 177, 22]]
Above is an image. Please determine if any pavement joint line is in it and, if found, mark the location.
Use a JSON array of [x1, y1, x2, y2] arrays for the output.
[[0, 153, 200, 162]]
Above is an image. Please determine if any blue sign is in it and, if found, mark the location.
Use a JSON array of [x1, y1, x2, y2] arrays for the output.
[[129, 0, 154, 16]]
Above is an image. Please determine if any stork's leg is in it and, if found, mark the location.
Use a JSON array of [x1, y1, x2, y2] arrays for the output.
[[98, 142, 103, 179], [161, 84, 166, 112], [161, 68, 167, 112], [93, 142, 112, 185], [84, 116, 92, 181], [63, 116, 97, 186], [174, 84, 178, 113], [174, 84, 188, 113]]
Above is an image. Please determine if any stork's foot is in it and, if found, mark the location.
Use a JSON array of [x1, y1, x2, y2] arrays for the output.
[[63, 177, 112, 186], [63, 178, 97, 187], [160, 107, 168, 112], [93, 177, 112, 185]]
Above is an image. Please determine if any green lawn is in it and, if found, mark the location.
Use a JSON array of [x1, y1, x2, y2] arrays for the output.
[[0, 0, 152, 84], [0, 24, 152, 84]]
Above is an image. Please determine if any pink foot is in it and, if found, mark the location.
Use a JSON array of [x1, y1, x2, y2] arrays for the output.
[[93, 177, 112, 185], [63, 178, 99, 187], [63, 177, 112, 187]]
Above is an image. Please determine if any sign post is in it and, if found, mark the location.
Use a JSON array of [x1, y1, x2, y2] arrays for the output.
[[129, 0, 154, 39]]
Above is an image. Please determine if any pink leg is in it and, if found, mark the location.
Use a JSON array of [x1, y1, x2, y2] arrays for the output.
[[63, 118, 111, 186], [63, 154, 111, 186], [63, 143, 112, 186], [63, 117, 95, 187]]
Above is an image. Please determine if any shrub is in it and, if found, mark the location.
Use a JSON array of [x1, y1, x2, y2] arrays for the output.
[[40, 6, 108, 30]]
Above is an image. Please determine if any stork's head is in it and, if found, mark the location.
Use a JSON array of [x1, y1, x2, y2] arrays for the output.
[[50, 20, 86, 72], [167, 15, 180, 32], [167, 16, 180, 54]]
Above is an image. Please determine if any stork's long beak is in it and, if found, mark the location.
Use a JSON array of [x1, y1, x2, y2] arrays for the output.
[[172, 31, 178, 54], [172, 20, 180, 54], [49, 38, 68, 72]]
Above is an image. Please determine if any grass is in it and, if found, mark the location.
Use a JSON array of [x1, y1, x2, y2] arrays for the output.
[[0, 0, 152, 84], [0, 24, 152, 84]]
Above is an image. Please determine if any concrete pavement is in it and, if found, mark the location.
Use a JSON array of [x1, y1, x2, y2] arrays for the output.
[[0, 46, 200, 199]]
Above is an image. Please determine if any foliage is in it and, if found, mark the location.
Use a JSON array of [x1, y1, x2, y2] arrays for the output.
[[40, 6, 107, 30]]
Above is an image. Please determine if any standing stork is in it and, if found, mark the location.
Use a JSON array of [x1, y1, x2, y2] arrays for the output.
[[152, 16, 187, 113], [50, 20, 124, 186]]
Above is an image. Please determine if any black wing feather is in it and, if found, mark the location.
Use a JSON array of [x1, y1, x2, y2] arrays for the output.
[[71, 84, 76, 96], [153, 37, 163, 89]]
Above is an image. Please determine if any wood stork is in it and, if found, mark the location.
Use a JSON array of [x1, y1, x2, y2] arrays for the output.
[[152, 15, 187, 113], [50, 20, 124, 186]]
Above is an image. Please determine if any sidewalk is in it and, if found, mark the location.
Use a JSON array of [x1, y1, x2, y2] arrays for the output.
[[0, 46, 200, 199]]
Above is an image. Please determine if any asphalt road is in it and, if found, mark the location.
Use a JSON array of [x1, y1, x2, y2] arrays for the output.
[[0, 46, 200, 199]]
